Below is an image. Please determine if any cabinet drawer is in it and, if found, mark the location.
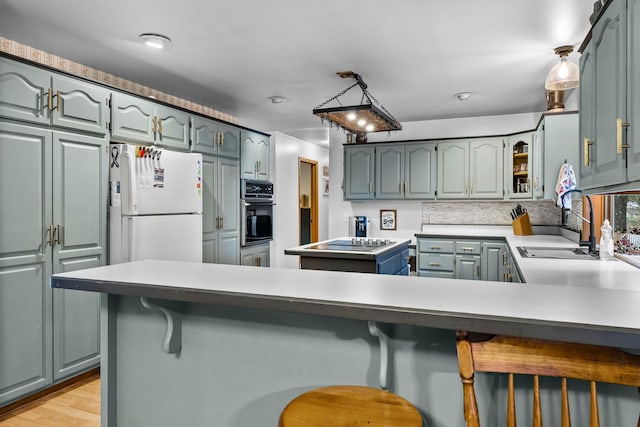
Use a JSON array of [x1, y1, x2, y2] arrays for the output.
[[418, 270, 455, 279], [455, 241, 481, 255], [418, 239, 454, 253], [418, 253, 454, 271]]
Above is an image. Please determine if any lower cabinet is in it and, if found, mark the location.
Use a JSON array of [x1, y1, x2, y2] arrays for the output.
[[417, 237, 520, 282], [0, 120, 106, 406], [240, 244, 270, 267]]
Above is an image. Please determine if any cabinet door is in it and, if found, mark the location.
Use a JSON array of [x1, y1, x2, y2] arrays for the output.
[[0, 57, 50, 126], [256, 135, 270, 180], [455, 255, 481, 280], [201, 155, 218, 263], [481, 242, 508, 282], [344, 145, 375, 200], [191, 116, 218, 156], [470, 139, 504, 199], [437, 141, 468, 199], [52, 132, 107, 380], [579, 42, 596, 188], [405, 143, 436, 199], [155, 105, 189, 151], [240, 131, 259, 179], [531, 128, 545, 199], [240, 250, 255, 266], [628, 0, 640, 181], [51, 75, 109, 135], [375, 144, 404, 199], [0, 122, 53, 405], [218, 122, 240, 159], [110, 92, 155, 144], [256, 246, 270, 267], [542, 114, 579, 200], [216, 158, 240, 265], [592, 0, 628, 187]]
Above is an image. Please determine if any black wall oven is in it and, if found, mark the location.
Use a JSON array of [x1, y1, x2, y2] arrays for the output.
[[241, 179, 274, 246]]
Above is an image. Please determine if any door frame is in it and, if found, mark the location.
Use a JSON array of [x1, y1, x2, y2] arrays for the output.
[[298, 157, 319, 243]]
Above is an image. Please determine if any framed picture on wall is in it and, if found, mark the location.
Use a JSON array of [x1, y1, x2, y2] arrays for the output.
[[380, 209, 397, 230]]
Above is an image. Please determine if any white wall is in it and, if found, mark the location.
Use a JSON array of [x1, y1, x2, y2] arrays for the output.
[[327, 112, 548, 241], [271, 131, 330, 269]]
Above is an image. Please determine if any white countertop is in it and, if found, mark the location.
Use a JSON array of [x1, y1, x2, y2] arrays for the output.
[[51, 259, 640, 349], [418, 225, 640, 291]]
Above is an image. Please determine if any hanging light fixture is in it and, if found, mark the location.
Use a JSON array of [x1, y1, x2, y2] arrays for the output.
[[544, 45, 579, 91], [312, 71, 402, 135]]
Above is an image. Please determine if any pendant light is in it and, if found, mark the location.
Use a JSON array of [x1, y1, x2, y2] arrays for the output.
[[544, 45, 579, 91]]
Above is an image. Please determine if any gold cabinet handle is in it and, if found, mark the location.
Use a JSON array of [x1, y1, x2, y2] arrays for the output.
[[429, 262, 441, 267], [476, 264, 480, 276], [56, 90, 61, 111], [430, 246, 441, 250], [48, 224, 55, 246], [152, 116, 158, 134], [461, 247, 473, 252], [220, 132, 224, 146], [158, 118, 163, 135], [47, 88, 53, 110], [55, 224, 62, 245], [584, 138, 592, 166], [502, 251, 508, 265], [617, 118, 630, 154], [220, 217, 223, 229]]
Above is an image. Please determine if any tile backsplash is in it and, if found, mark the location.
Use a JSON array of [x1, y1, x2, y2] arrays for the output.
[[422, 199, 582, 230]]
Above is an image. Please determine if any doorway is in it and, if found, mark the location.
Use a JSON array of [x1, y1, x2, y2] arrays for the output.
[[298, 158, 318, 245]]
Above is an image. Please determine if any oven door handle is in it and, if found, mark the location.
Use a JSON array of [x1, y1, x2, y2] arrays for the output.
[[240, 200, 247, 246]]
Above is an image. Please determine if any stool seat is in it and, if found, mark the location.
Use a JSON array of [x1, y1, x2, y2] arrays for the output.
[[278, 385, 422, 426]]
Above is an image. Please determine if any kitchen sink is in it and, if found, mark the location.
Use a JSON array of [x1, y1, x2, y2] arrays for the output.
[[517, 246, 600, 260]]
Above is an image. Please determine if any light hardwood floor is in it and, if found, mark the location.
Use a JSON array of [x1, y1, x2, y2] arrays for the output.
[[0, 375, 100, 427]]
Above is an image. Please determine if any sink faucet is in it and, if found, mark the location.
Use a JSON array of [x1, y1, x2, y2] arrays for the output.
[[560, 189, 596, 254]]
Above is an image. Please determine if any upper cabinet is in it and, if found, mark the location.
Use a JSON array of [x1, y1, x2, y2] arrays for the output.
[[344, 144, 375, 200], [580, 0, 640, 189], [111, 92, 189, 150], [504, 133, 533, 199], [191, 117, 240, 158], [437, 138, 504, 199], [0, 57, 109, 135], [240, 130, 270, 180], [375, 142, 436, 199]]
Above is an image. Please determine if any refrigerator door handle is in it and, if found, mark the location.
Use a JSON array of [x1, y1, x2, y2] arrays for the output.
[[121, 150, 136, 214]]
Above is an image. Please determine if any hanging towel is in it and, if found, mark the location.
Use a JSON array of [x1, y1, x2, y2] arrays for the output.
[[555, 163, 576, 209]]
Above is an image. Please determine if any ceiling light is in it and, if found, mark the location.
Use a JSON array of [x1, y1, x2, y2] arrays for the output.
[[455, 92, 473, 101], [268, 95, 288, 104], [139, 33, 171, 49], [313, 71, 402, 135], [545, 45, 579, 90]]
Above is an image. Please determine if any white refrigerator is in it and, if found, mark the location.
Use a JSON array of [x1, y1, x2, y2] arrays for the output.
[[109, 143, 203, 264]]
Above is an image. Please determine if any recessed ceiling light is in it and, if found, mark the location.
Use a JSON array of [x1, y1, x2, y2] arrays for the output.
[[139, 33, 171, 49], [267, 96, 288, 104], [455, 92, 474, 101]]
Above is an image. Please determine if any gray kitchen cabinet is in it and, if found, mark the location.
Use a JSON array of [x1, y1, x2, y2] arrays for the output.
[[344, 144, 375, 200], [627, 0, 640, 181], [0, 57, 109, 135], [191, 116, 240, 159], [111, 92, 189, 150], [0, 121, 106, 405], [240, 243, 270, 267], [538, 113, 579, 199], [481, 241, 513, 282], [454, 240, 481, 281], [201, 154, 240, 265], [504, 133, 533, 199], [375, 142, 436, 199], [579, 0, 629, 189], [240, 130, 270, 180], [437, 138, 503, 199]]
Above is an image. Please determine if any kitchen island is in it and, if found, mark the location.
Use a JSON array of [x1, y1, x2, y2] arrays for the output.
[[284, 237, 410, 274], [50, 258, 640, 427]]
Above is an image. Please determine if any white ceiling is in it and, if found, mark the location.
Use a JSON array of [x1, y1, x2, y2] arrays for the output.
[[0, 0, 592, 144]]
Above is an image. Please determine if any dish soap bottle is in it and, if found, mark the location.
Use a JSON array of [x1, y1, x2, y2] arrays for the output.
[[599, 219, 614, 261]]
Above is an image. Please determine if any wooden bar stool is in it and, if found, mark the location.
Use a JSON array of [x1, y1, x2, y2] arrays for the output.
[[278, 385, 422, 426]]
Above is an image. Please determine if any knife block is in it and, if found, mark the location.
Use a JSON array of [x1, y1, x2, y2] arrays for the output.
[[512, 213, 532, 236]]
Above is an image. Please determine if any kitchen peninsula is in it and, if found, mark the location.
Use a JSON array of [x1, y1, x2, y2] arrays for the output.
[[51, 258, 640, 426]]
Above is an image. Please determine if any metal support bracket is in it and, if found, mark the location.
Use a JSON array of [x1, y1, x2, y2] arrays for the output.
[[368, 321, 390, 390], [140, 297, 183, 354]]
